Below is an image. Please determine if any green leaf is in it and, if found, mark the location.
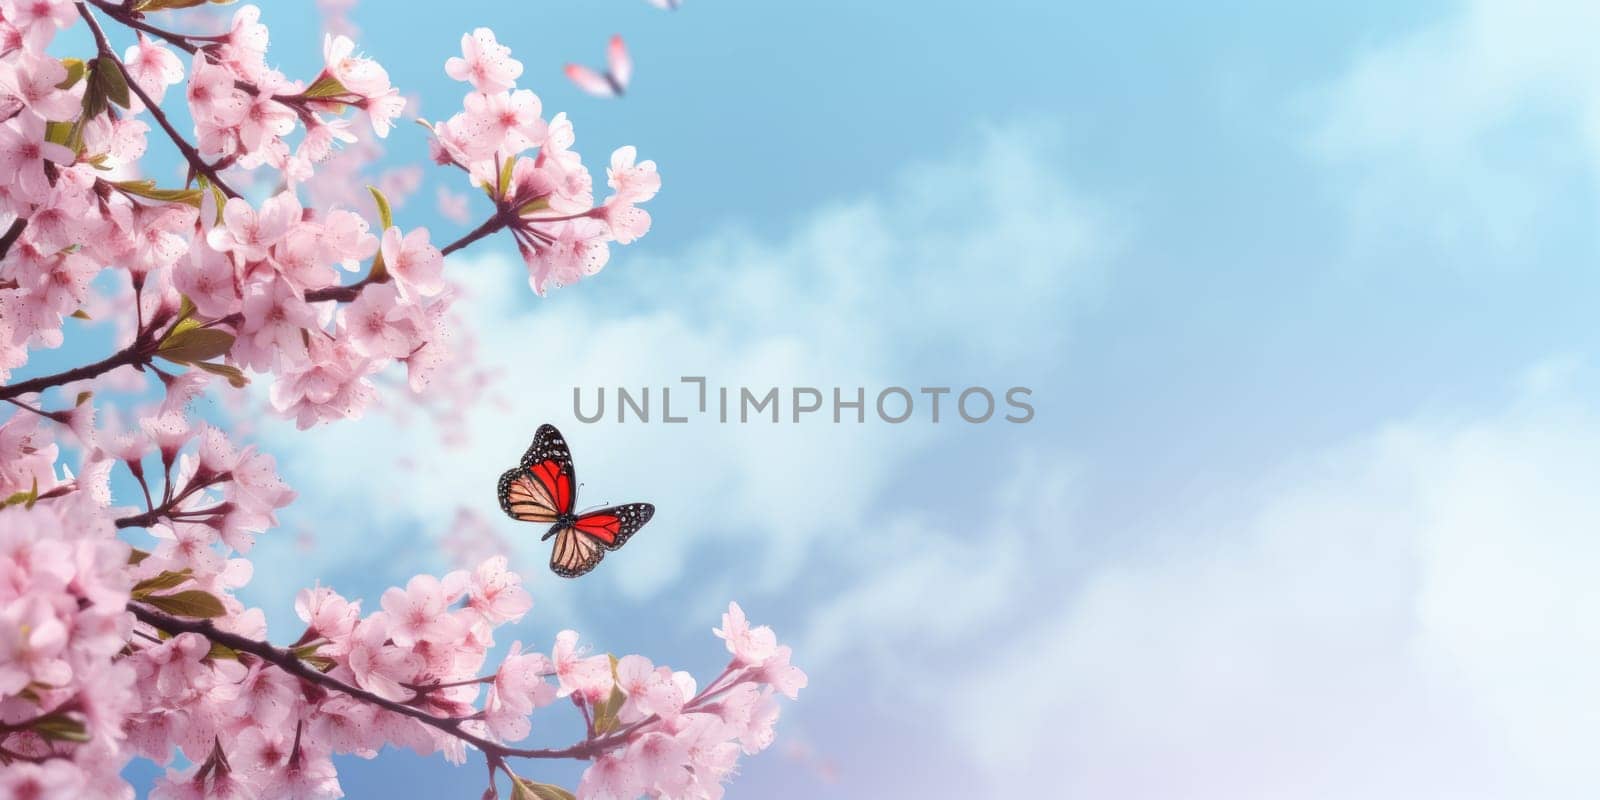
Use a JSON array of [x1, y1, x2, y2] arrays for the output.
[[591, 656, 626, 735], [131, 569, 194, 598], [44, 121, 75, 147], [305, 74, 349, 99], [69, 308, 92, 320], [79, 59, 108, 122], [369, 185, 393, 230], [193, 360, 250, 389], [366, 186, 393, 281], [166, 315, 204, 342], [516, 196, 550, 217], [290, 644, 335, 671], [95, 56, 131, 109], [141, 589, 228, 619], [511, 778, 577, 800], [57, 58, 86, 90], [31, 711, 90, 743], [75, 390, 92, 407], [590, 654, 627, 734], [208, 641, 240, 661], [497, 157, 516, 197], [2, 478, 39, 510], [129, 548, 151, 566], [115, 179, 204, 208], [135, 0, 212, 10], [158, 327, 235, 364], [196, 177, 227, 225]]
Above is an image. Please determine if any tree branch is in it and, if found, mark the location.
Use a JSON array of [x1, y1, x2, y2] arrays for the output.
[[442, 213, 511, 257], [0, 342, 150, 402], [0, 218, 26, 261], [306, 213, 512, 303], [127, 602, 616, 762], [77, 3, 241, 199], [87, 0, 208, 55]]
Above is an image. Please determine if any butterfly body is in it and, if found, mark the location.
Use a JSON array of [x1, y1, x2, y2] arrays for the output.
[[498, 424, 655, 578], [543, 515, 577, 540]]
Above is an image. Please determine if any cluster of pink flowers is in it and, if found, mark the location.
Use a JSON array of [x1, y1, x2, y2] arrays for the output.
[[2, 0, 655, 425], [0, 492, 135, 798], [430, 28, 660, 294], [575, 603, 808, 800], [1, 1, 797, 798], [1, 423, 805, 799]]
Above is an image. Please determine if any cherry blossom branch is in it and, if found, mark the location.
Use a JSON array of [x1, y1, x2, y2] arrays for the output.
[[113, 473, 229, 529], [86, 0, 212, 55], [127, 602, 617, 763], [76, 2, 242, 199], [306, 212, 510, 303], [0, 338, 155, 401], [442, 212, 512, 257]]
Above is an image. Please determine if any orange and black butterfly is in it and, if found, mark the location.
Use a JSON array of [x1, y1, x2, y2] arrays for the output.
[[497, 424, 655, 578]]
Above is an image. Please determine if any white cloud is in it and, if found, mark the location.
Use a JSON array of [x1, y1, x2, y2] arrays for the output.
[[956, 362, 1600, 798], [1308, 0, 1600, 249], [252, 124, 1103, 623], [798, 455, 1078, 669]]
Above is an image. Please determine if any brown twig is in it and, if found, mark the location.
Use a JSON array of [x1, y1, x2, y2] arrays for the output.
[[0, 218, 26, 261], [87, 0, 210, 55], [306, 213, 513, 303], [0, 341, 152, 402], [77, 3, 241, 199]]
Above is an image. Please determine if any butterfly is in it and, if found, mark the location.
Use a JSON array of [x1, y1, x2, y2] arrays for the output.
[[564, 35, 632, 98], [497, 424, 655, 578], [645, 0, 683, 9]]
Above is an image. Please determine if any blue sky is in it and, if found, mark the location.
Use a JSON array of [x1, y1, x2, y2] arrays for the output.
[[21, 0, 1600, 796]]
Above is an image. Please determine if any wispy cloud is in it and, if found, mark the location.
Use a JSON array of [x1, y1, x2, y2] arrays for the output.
[[956, 360, 1600, 798], [1308, 0, 1600, 250]]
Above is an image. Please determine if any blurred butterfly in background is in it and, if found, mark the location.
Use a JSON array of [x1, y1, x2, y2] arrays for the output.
[[498, 424, 655, 578], [645, 0, 683, 9], [565, 35, 633, 98]]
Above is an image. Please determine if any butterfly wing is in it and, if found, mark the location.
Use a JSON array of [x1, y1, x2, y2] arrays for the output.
[[498, 424, 577, 522], [548, 524, 607, 578], [572, 502, 654, 551], [565, 63, 617, 98], [548, 503, 652, 579], [607, 35, 633, 90]]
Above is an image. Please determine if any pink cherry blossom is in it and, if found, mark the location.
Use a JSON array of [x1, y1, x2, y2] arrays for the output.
[[552, 630, 614, 701], [0, 112, 74, 201], [0, 594, 72, 692], [124, 34, 186, 105], [714, 602, 778, 666], [445, 28, 524, 93], [338, 282, 425, 359], [208, 194, 301, 261], [0, 50, 81, 120], [322, 34, 392, 98], [379, 226, 445, 299], [2, 0, 76, 50], [380, 574, 467, 647]]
